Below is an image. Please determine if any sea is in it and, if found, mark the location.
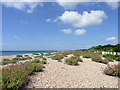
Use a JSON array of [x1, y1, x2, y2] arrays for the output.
[[0, 51, 59, 56]]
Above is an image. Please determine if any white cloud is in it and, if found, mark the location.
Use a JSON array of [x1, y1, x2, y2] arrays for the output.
[[106, 2, 118, 9], [46, 18, 51, 22], [61, 29, 72, 34], [2, 2, 43, 13], [58, 10, 107, 28], [56, 1, 80, 9], [75, 29, 86, 35], [106, 37, 117, 42], [56, 0, 119, 10]]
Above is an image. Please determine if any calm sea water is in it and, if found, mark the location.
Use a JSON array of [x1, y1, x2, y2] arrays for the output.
[[0, 51, 58, 56]]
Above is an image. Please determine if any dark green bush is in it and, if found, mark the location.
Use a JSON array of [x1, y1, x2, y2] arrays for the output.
[[42, 57, 46, 60], [83, 55, 91, 58], [92, 58, 108, 64], [40, 61, 47, 64], [32, 59, 40, 63], [33, 53, 39, 55], [2, 60, 17, 65], [77, 58, 83, 62], [65, 59, 79, 66], [52, 55, 64, 60], [16, 55, 23, 57]]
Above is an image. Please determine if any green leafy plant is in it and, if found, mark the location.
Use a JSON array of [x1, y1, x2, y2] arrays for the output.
[[92, 58, 108, 64], [2, 62, 45, 89], [16, 55, 23, 57], [83, 55, 91, 58], [33, 53, 39, 55], [65, 59, 79, 66]]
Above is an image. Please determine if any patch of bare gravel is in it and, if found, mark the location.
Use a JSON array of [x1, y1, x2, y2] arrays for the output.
[[26, 56, 118, 88]]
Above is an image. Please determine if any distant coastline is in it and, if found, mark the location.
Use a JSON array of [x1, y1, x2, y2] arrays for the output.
[[0, 51, 59, 56]]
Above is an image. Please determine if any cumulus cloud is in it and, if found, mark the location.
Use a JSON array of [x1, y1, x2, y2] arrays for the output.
[[106, 2, 118, 9], [106, 37, 117, 42], [56, 1, 80, 10], [75, 29, 86, 35], [61, 29, 72, 34], [2, 2, 43, 13], [58, 10, 107, 28], [56, 0, 119, 10]]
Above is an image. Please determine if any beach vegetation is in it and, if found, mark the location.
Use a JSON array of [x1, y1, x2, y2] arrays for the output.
[[2, 61, 45, 89], [33, 53, 39, 55], [92, 58, 108, 64], [52, 54, 64, 60], [102, 63, 120, 77], [16, 55, 23, 57]]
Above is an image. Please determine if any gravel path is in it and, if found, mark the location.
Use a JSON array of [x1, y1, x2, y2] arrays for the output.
[[26, 56, 118, 88]]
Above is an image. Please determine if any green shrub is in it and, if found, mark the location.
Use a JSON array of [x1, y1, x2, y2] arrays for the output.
[[77, 58, 83, 62], [32, 59, 40, 63], [16, 55, 23, 57], [92, 58, 108, 64], [52, 55, 64, 60], [42, 57, 46, 60], [65, 59, 79, 66], [33, 53, 39, 55], [2, 60, 17, 65], [24, 55, 29, 57], [40, 61, 47, 64], [34, 56, 43, 58], [83, 55, 91, 58], [103, 63, 119, 77], [2, 62, 44, 89]]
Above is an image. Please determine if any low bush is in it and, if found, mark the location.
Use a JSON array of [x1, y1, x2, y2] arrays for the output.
[[33, 53, 39, 55], [34, 56, 43, 59], [77, 58, 83, 62], [92, 58, 108, 64], [103, 54, 120, 61], [42, 57, 46, 60], [102, 63, 120, 77], [2, 62, 45, 89], [24, 55, 29, 57], [32, 59, 40, 63], [65, 59, 79, 66], [13, 57, 32, 61], [83, 55, 91, 58], [40, 61, 47, 64], [2, 60, 17, 65], [16, 55, 23, 57], [52, 55, 64, 60]]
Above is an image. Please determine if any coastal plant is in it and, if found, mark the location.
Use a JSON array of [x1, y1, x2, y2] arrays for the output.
[[34, 56, 43, 59], [76, 58, 83, 62], [42, 57, 46, 60], [2, 62, 45, 89], [2, 60, 17, 65], [103, 54, 120, 61], [33, 53, 39, 55], [102, 63, 120, 77], [40, 61, 47, 64], [16, 55, 23, 57], [32, 59, 40, 63], [52, 54, 64, 60], [65, 59, 79, 66], [82, 55, 92, 58], [92, 58, 108, 64]]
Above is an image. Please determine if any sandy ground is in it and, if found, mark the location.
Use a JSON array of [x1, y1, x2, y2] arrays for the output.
[[26, 56, 118, 88]]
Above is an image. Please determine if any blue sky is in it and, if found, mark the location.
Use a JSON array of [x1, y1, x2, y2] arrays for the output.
[[2, 2, 118, 51]]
